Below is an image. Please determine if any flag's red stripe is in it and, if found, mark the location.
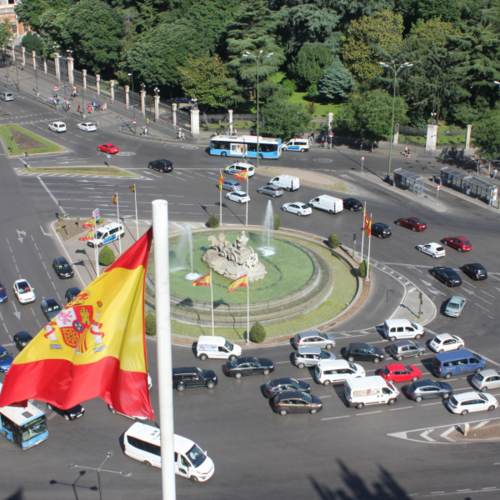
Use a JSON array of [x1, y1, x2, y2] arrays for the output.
[[106, 227, 153, 272], [0, 358, 153, 419]]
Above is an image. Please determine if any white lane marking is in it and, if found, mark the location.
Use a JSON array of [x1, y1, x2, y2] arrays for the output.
[[474, 421, 489, 429], [322, 415, 350, 421], [478, 354, 500, 367], [420, 429, 435, 442], [440, 427, 456, 442], [274, 361, 290, 364], [481, 290, 495, 299], [390, 406, 413, 411], [475, 303, 490, 312], [356, 411, 383, 416], [320, 395, 332, 398], [297, 377, 312, 381]]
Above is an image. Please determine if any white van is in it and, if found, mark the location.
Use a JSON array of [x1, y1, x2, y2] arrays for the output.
[[197, 335, 242, 361], [268, 175, 300, 192], [87, 222, 125, 248], [124, 423, 215, 482], [282, 139, 310, 152], [224, 162, 255, 178], [314, 360, 365, 385], [382, 319, 424, 341], [308, 195, 343, 214], [344, 376, 400, 409]]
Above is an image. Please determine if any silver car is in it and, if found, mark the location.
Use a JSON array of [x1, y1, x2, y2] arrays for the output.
[[388, 340, 425, 361], [294, 346, 336, 369], [222, 179, 241, 191], [444, 296, 466, 317], [293, 331, 336, 350], [471, 369, 500, 392]]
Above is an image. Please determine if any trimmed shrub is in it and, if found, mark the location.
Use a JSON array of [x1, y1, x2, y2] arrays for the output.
[[250, 322, 266, 343], [99, 246, 115, 266], [145, 313, 156, 336], [327, 233, 340, 249], [273, 214, 281, 230], [56, 227, 62, 233], [208, 214, 219, 228], [359, 260, 370, 278], [97, 218, 105, 225]]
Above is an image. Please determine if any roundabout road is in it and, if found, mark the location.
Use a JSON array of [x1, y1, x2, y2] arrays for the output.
[[0, 97, 500, 499]]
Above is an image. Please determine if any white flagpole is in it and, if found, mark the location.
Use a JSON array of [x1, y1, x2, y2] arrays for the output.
[[246, 277, 250, 343], [366, 213, 372, 282], [116, 193, 122, 254], [152, 200, 176, 500], [219, 170, 222, 228], [360, 202, 366, 262], [245, 174, 249, 227], [134, 184, 139, 239], [210, 270, 214, 336], [94, 218, 99, 277]]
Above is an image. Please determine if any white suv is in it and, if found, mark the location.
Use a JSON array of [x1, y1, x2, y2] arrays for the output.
[[315, 360, 365, 385], [48, 121, 67, 133], [382, 319, 424, 342], [197, 336, 241, 361], [447, 391, 498, 415]]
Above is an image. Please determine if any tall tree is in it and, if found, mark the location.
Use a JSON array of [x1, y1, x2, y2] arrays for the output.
[[473, 111, 500, 169], [261, 96, 311, 139], [318, 56, 357, 100], [288, 43, 332, 90]]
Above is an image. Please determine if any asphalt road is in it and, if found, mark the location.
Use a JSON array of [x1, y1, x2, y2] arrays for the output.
[[1, 96, 500, 500]]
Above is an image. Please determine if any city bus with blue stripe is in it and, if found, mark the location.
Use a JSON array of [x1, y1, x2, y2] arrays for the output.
[[209, 135, 282, 160], [0, 384, 49, 450]]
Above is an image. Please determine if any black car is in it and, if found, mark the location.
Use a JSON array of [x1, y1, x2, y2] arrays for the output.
[[371, 223, 392, 239], [173, 367, 218, 392], [263, 377, 311, 399], [13, 331, 33, 351], [52, 257, 74, 279], [405, 380, 453, 403], [346, 343, 385, 363], [461, 263, 488, 281], [343, 198, 363, 212], [431, 266, 462, 287], [41, 297, 62, 321], [272, 391, 323, 415], [148, 159, 173, 173], [47, 403, 85, 420], [225, 357, 274, 379], [65, 286, 81, 302]]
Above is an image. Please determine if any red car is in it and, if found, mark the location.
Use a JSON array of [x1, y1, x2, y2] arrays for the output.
[[380, 363, 421, 383], [97, 143, 119, 154], [442, 236, 472, 252], [395, 217, 427, 232]]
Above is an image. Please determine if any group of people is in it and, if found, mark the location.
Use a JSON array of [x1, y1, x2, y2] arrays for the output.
[[177, 128, 185, 140], [72, 85, 79, 98], [403, 146, 412, 158], [86, 101, 106, 114], [141, 126, 149, 136]]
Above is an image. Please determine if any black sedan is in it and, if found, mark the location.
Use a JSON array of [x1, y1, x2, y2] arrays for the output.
[[405, 380, 453, 403], [13, 331, 33, 351], [148, 159, 173, 173], [272, 391, 323, 415], [52, 257, 74, 279], [0, 281, 7, 303], [225, 357, 274, 379], [461, 263, 488, 281], [263, 377, 311, 399], [65, 286, 81, 302], [431, 267, 462, 287], [371, 223, 392, 239], [343, 198, 363, 212], [47, 403, 85, 420], [41, 297, 62, 321]]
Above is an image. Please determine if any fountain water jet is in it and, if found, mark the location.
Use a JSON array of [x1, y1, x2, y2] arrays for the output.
[[176, 224, 202, 280], [259, 201, 276, 257]]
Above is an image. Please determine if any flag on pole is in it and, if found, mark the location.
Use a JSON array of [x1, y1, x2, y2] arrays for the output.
[[78, 230, 94, 241], [129, 185, 136, 193], [82, 217, 95, 228], [228, 274, 248, 293], [0, 229, 154, 419], [362, 215, 372, 238], [112, 193, 118, 205], [234, 170, 248, 181], [218, 172, 224, 190], [193, 273, 211, 287]]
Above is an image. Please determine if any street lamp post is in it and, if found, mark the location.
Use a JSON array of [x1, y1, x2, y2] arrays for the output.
[[154, 87, 159, 122], [379, 61, 413, 182], [127, 71, 136, 134], [68, 451, 131, 500]]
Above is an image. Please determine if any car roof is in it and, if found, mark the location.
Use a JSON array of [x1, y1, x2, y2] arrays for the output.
[[55, 257, 69, 264], [344, 198, 360, 203], [297, 346, 321, 354], [373, 222, 389, 228], [435, 349, 477, 361], [448, 236, 468, 241], [317, 359, 350, 369], [449, 296, 465, 302], [479, 369, 499, 377], [270, 378, 299, 386], [225, 179, 240, 184], [386, 363, 408, 371], [411, 380, 438, 388], [349, 342, 371, 348], [15, 331, 32, 340], [453, 391, 482, 401], [173, 367, 198, 374], [274, 390, 308, 400], [393, 340, 414, 347], [296, 331, 320, 339], [0, 345, 8, 353], [384, 319, 412, 327], [434, 333, 454, 341], [67, 286, 81, 293], [467, 263, 485, 269], [232, 191, 247, 195], [44, 297, 59, 305]]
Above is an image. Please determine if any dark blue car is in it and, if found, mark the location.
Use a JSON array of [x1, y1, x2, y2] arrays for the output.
[[0, 282, 8, 303], [0, 345, 13, 372]]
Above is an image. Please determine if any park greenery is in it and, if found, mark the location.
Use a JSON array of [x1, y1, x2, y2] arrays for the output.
[[17, 0, 500, 148]]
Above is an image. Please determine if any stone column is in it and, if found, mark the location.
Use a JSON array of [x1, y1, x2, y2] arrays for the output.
[[154, 95, 160, 121], [125, 85, 130, 108], [465, 124, 473, 154], [140, 89, 146, 117], [96, 74, 100, 94], [82, 69, 87, 89], [43, 56, 47, 73], [228, 109, 233, 135], [190, 108, 200, 137], [12, 46, 15, 62], [393, 123, 399, 145], [172, 103, 177, 127], [31, 51, 36, 69], [425, 123, 438, 152], [54, 52, 60, 81], [21, 46, 25, 66], [110, 80, 115, 101], [67, 57, 74, 84]]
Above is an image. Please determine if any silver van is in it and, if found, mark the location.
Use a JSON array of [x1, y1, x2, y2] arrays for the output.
[[293, 346, 336, 369]]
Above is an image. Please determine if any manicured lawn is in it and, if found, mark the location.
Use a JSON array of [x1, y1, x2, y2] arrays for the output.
[[0, 124, 65, 155]]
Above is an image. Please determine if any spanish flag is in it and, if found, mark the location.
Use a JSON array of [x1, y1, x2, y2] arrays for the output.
[[129, 185, 136, 193], [362, 215, 372, 238], [193, 273, 211, 287], [234, 170, 248, 182], [0, 228, 154, 419], [78, 229, 94, 241], [218, 172, 224, 190], [228, 274, 248, 293], [82, 217, 96, 228], [112, 193, 118, 205]]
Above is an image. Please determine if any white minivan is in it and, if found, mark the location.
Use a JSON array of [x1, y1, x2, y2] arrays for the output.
[[308, 195, 343, 214], [87, 222, 125, 248], [224, 162, 255, 178], [124, 423, 215, 482], [314, 360, 365, 385], [282, 139, 310, 152], [344, 376, 400, 409], [268, 175, 300, 192], [382, 319, 424, 342], [197, 335, 242, 361]]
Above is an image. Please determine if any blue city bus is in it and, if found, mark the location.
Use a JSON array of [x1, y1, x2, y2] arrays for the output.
[[0, 383, 49, 450], [209, 135, 282, 160]]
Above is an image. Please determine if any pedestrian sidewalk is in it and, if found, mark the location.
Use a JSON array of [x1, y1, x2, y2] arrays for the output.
[[390, 284, 436, 326]]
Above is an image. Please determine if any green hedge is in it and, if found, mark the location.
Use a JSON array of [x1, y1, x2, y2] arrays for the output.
[[208, 214, 219, 228], [327, 233, 340, 249], [145, 313, 156, 336], [250, 322, 266, 343], [99, 246, 115, 266]]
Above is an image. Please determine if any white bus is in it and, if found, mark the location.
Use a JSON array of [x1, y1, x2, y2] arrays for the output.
[[209, 135, 282, 159], [0, 383, 49, 450]]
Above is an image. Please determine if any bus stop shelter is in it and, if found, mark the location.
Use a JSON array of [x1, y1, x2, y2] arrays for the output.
[[440, 167, 498, 206], [393, 168, 424, 195]]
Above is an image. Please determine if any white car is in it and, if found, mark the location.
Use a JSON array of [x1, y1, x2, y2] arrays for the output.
[[0, 92, 14, 101], [416, 242, 446, 258], [281, 202, 312, 216], [225, 191, 250, 204], [13, 279, 36, 304], [224, 162, 255, 177], [429, 333, 465, 353], [77, 122, 97, 132], [48, 121, 67, 133], [447, 391, 498, 415]]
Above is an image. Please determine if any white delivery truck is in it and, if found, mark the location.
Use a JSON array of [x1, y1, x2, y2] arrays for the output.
[[308, 195, 343, 214], [268, 175, 300, 192], [344, 376, 400, 409]]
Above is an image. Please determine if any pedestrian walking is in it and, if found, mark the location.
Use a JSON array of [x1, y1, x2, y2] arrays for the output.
[[493, 168, 498, 179], [404, 146, 408, 157], [321, 136, 325, 147], [78, 104, 81, 113], [408, 147, 411, 159], [181, 131, 185, 140], [178, 128, 182, 139], [310, 130, 314, 143], [145, 126, 148, 136]]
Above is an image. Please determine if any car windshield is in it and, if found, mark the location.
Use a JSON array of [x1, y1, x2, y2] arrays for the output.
[[0, 350, 10, 361], [300, 204, 308, 209], [46, 303, 61, 312], [186, 444, 206, 468], [408, 384, 416, 392], [319, 333, 327, 340], [463, 241, 471, 246], [448, 303, 459, 309], [474, 373, 484, 381], [251, 357, 261, 366], [197, 367, 204, 376], [224, 340, 234, 351], [348, 363, 357, 371], [320, 349, 330, 359], [289, 378, 299, 385], [366, 344, 375, 353], [411, 323, 420, 330], [301, 392, 313, 403], [58, 262, 70, 269], [382, 367, 389, 375], [403, 364, 412, 371], [479, 393, 488, 402], [95, 231, 104, 239], [416, 220, 424, 224], [436, 246, 444, 251], [20, 416, 47, 442], [18, 283, 30, 293], [229, 359, 238, 368]]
